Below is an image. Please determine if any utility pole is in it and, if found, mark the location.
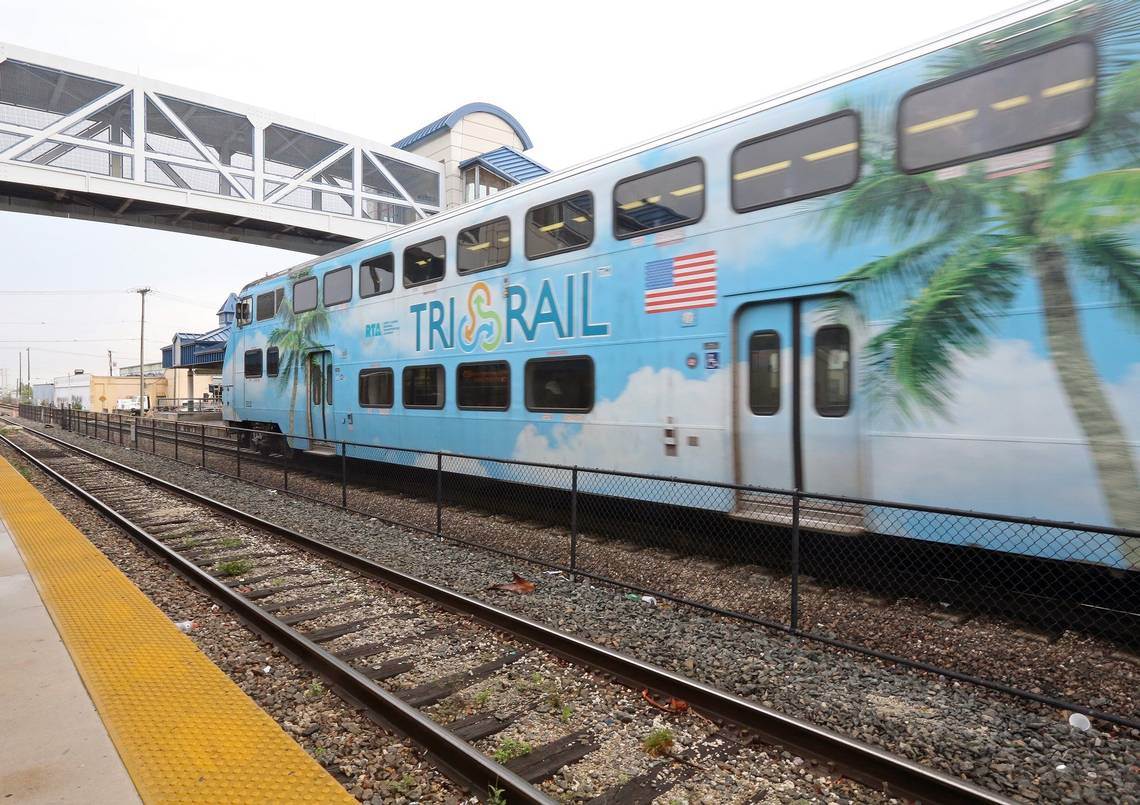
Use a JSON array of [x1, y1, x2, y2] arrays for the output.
[[108, 350, 113, 376], [17, 351, 22, 398], [138, 288, 150, 415], [26, 347, 30, 396]]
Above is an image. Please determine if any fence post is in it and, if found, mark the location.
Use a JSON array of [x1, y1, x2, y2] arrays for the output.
[[200, 424, 206, 468], [790, 488, 801, 636], [235, 429, 241, 479], [435, 452, 443, 539], [570, 466, 579, 581], [174, 422, 179, 461], [151, 419, 156, 453], [284, 447, 290, 491], [340, 442, 348, 509]]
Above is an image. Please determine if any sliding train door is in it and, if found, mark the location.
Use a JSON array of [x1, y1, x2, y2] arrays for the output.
[[307, 350, 336, 446], [734, 296, 862, 531]]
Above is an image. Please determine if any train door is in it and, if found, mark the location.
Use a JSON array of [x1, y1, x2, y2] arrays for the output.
[[734, 296, 863, 532], [307, 350, 336, 447]]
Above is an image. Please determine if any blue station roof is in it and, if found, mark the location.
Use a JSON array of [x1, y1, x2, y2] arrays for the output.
[[458, 146, 549, 186], [393, 102, 534, 151]]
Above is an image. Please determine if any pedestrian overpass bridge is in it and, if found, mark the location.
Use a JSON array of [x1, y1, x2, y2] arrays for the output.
[[0, 43, 453, 254]]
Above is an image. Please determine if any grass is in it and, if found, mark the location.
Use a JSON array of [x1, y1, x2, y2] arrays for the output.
[[487, 785, 507, 805], [215, 559, 253, 577], [180, 537, 202, 549], [218, 537, 243, 549], [492, 737, 532, 764], [560, 704, 573, 724], [305, 679, 325, 698], [474, 689, 491, 708], [642, 728, 675, 757], [390, 773, 416, 795]]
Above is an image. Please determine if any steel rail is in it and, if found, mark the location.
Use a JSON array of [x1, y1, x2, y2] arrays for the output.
[[0, 430, 554, 805], [4, 421, 1010, 804]]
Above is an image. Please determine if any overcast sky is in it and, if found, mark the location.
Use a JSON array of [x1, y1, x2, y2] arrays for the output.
[[2, 0, 1015, 385]]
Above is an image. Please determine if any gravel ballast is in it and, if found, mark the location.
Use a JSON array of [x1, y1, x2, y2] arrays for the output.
[[19, 420, 1140, 803]]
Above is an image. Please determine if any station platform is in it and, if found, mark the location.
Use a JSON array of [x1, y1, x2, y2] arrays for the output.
[[0, 454, 354, 803]]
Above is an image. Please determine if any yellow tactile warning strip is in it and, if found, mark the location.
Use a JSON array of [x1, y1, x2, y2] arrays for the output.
[[0, 453, 355, 803]]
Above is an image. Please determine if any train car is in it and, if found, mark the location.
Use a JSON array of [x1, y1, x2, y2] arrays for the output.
[[223, 0, 1140, 569]]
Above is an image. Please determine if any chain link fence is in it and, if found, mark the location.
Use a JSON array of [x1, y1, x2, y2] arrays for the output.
[[16, 402, 1140, 724]]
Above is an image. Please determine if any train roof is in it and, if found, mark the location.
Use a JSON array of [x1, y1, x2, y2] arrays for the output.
[[240, 0, 1071, 295]]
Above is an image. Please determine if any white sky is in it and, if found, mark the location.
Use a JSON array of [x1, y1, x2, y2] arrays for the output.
[[1, 0, 1010, 385]]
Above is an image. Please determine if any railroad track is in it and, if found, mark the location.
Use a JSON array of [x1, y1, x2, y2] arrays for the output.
[[0, 420, 1007, 804]]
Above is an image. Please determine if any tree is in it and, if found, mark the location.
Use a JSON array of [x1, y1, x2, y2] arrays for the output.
[[825, 8, 1140, 562], [268, 279, 329, 443]]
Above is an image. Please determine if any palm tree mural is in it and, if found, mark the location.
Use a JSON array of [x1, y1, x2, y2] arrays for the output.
[[268, 272, 329, 442], [825, 5, 1140, 559]]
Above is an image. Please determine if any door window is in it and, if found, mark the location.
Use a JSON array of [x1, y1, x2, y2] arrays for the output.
[[748, 331, 780, 415], [814, 326, 850, 417], [311, 357, 322, 405]]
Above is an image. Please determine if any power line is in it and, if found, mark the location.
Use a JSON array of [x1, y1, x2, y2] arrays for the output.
[[0, 289, 130, 296], [0, 338, 168, 344]]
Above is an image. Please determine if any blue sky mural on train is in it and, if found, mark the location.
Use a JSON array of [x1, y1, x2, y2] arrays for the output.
[[225, 0, 1140, 568]]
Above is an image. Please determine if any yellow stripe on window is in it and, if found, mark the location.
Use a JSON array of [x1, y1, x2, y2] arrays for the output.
[[646, 195, 661, 204], [618, 199, 645, 210], [539, 221, 565, 232], [1042, 77, 1095, 98], [465, 242, 490, 251], [497, 236, 510, 243], [415, 259, 428, 266], [991, 95, 1030, 111], [802, 142, 857, 162], [734, 160, 790, 181], [572, 215, 589, 223], [905, 108, 977, 134], [670, 183, 704, 197]]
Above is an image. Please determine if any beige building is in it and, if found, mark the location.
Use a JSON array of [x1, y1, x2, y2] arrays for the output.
[[89, 375, 168, 413], [394, 103, 547, 209]]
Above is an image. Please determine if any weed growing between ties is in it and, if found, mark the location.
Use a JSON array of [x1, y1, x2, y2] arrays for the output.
[[493, 737, 532, 763], [487, 784, 507, 805], [306, 679, 325, 698], [219, 536, 243, 549], [642, 728, 674, 757], [215, 559, 253, 577]]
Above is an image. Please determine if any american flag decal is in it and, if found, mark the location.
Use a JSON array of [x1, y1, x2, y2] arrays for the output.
[[643, 250, 718, 314]]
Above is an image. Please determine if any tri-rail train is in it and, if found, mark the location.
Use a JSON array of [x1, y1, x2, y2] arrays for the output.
[[223, 0, 1140, 569]]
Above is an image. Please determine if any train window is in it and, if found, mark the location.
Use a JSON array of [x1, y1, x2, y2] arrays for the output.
[[266, 347, 280, 377], [243, 349, 263, 378], [525, 356, 594, 412], [326, 363, 333, 405], [236, 296, 252, 327], [255, 291, 274, 321], [323, 266, 352, 307], [402, 365, 444, 409], [748, 332, 780, 415], [458, 217, 511, 274], [403, 237, 446, 287], [814, 326, 850, 417], [457, 361, 510, 410], [732, 111, 859, 212], [358, 368, 393, 408], [360, 254, 394, 298], [293, 276, 317, 313], [613, 158, 704, 239], [525, 192, 594, 259], [898, 38, 1096, 174]]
